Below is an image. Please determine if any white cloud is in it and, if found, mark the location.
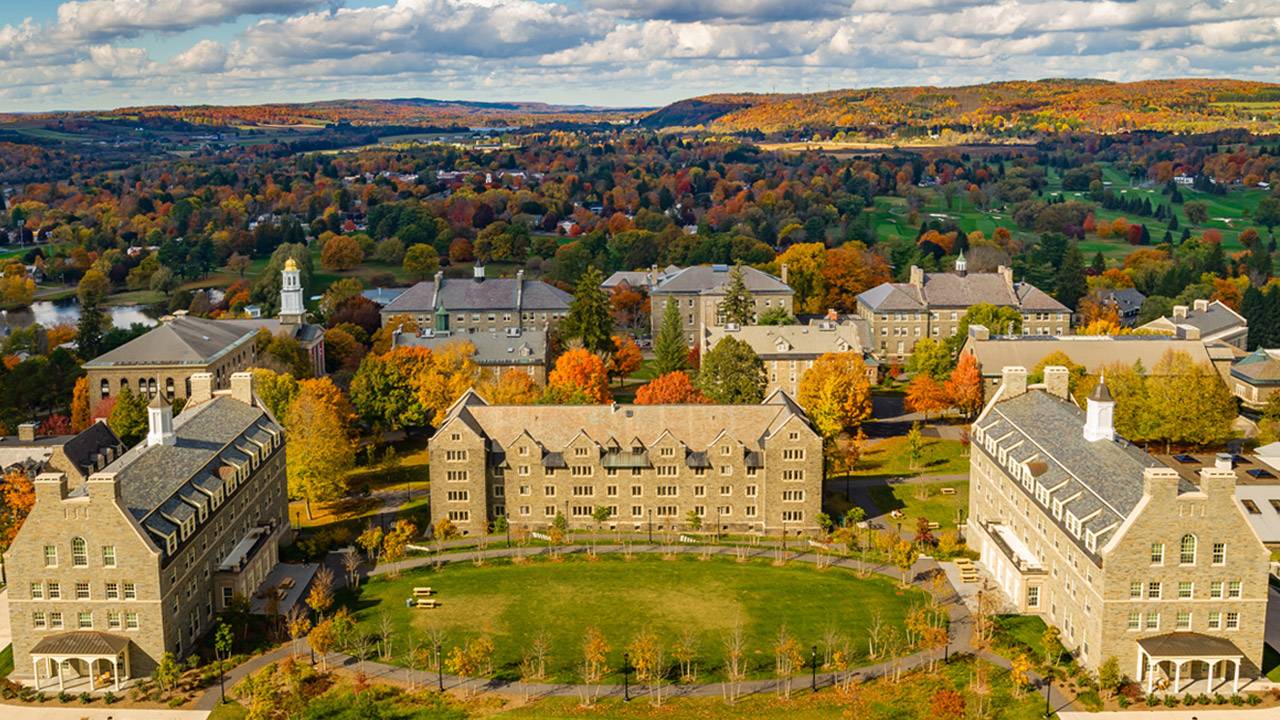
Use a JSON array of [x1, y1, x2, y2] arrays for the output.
[[172, 39, 229, 73], [54, 0, 334, 42]]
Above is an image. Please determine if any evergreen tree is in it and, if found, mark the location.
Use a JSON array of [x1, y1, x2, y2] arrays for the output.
[[76, 303, 106, 359], [108, 386, 148, 446], [1090, 252, 1106, 274], [1240, 285, 1266, 350], [653, 298, 689, 375], [1054, 243, 1088, 311], [561, 266, 613, 354], [1263, 285, 1280, 351], [697, 337, 766, 404], [720, 263, 755, 326]]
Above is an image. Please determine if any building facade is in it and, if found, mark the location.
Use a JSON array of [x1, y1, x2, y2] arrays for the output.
[[1229, 348, 1280, 410], [969, 365, 1269, 688], [393, 327, 550, 384], [702, 319, 876, 397], [4, 372, 288, 689], [429, 390, 823, 536], [649, 265, 794, 345], [379, 265, 571, 335], [856, 256, 1070, 362]]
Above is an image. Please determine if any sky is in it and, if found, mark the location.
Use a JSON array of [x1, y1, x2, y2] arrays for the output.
[[1, 0, 1279, 112]]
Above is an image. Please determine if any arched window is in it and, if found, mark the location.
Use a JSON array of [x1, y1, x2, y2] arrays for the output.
[[100, 378, 111, 398], [1180, 534, 1197, 565], [120, 378, 129, 392], [71, 537, 88, 567], [147, 378, 157, 399], [165, 378, 175, 399]]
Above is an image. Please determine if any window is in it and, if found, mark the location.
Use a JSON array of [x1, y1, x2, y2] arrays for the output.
[[32, 612, 46, 629], [572, 486, 594, 497], [101, 545, 116, 567], [444, 450, 468, 462], [656, 486, 678, 497], [1027, 586, 1040, 608], [1147, 582, 1161, 599], [1150, 543, 1164, 565], [782, 449, 805, 460], [571, 466, 593, 477], [1178, 582, 1193, 599], [1129, 581, 1142, 599], [544, 506, 556, 517], [75, 582, 90, 600], [1179, 534, 1197, 565], [446, 490, 469, 502], [719, 486, 731, 496], [123, 582, 136, 600], [105, 582, 119, 599], [1127, 612, 1140, 631], [1176, 611, 1191, 631], [446, 470, 468, 482], [745, 506, 757, 517], [1228, 580, 1242, 599], [125, 612, 139, 630], [1208, 612, 1222, 630], [1226, 612, 1240, 630], [631, 485, 642, 497], [50, 611, 64, 629], [606, 485, 618, 497], [693, 485, 706, 498], [1145, 613, 1159, 630], [574, 447, 589, 457], [745, 485, 757, 497], [78, 612, 93, 629], [656, 465, 677, 477], [782, 469, 805, 481], [719, 465, 732, 476], [447, 510, 470, 522], [631, 506, 643, 517], [47, 582, 60, 599], [43, 545, 57, 567], [1212, 542, 1226, 565], [30, 582, 43, 600], [543, 485, 556, 497], [782, 510, 804, 523], [107, 611, 121, 630], [782, 490, 805, 502], [1210, 581, 1223, 599]]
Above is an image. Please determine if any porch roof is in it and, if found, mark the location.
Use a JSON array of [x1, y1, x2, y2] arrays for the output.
[[1138, 633, 1243, 660], [30, 631, 129, 657]]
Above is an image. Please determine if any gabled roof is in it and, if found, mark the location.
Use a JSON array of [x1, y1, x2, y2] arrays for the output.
[[84, 316, 256, 368], [30, 631, 130, 657], [858, 272, 1067, 313], [395, 329, 548, 366], [962, 335, 1219, 378], [651, 265, 791, 296], [704, 320, 865, 358], [856, 283, 925, 311], [383, 275, 571, 314], [1231, 348, 1280, 385]]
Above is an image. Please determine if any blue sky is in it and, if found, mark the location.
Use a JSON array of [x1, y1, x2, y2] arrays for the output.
[[1, 0, 1278, 112]]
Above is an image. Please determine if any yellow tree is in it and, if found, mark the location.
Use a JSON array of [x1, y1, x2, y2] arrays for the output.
[[70, 377, 90, 432], [477, 369, 540, 405], [412, 341, 480, 424], [773, 242, 826, 313], [797, 352, 873, 441], [285, 382, 355, 519]]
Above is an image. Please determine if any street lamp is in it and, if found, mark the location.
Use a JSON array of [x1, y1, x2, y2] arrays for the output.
[[437, 642, 444, 692], [811, 644, 818, 693], [647, 509, 653, 544], [1043, 675, 1052, 718], [623, 652, 630, 701]]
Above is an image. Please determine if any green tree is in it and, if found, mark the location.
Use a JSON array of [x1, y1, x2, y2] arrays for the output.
[[905, 337, 953, 379], [108, 386, 148, 446], [905, 422, 924, 471], [561, 266, 614, 354], [285, 385, 355, 519], [252, 368, 300, 421], [76, 303, 106, 359], [1054, 242, 1088, 310], [402, 244, 440, 281], [1146, 350, 1237, 450], [653, 298, 689, 375], [946, 303, 1023, 356], [720, 263, 755, 326], [756, 306, 795, 325], [696, 336, 766, 404], [1257, 193, 1280, 230], [77, 269, 110, 307]]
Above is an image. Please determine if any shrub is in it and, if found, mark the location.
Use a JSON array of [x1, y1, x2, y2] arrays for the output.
[[1182, 693, 1196, 705], [1117, 697, 1130, 708], [1231, 694, 1245, 706], [78, 691, 92, 704], [1146, 695, 1159, 707], [1163, 695, 1176, 707], [104, 691, 118, 705], [57, 691, 72, 703], [168, 696, 187, 709], [1214, 693, 1227, 704], [1196, 693, 1210, 705], [1247, 694, 1261, 706], [35, 691, 46, 703]]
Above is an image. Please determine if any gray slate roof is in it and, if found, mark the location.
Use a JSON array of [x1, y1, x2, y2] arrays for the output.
[[84, 316, 255, 368], [1091, 288, 1146, 315], [602, 265, 682, 289], [30, 631, 130, 656], [394, 329, 548, 367], [221, 318, 325, 345], [651, 265, 791, 296], [383, 275, 571, 314], [858, 272, 1068, 313], [976, 389, 1171, 558], [58, 421, 123, 477]]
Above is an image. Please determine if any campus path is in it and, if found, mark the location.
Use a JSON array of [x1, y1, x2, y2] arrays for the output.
[[0, 707, 208, 719]]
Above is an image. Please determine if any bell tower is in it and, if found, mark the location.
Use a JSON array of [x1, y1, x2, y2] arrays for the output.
[[279, 257, 305, 326]]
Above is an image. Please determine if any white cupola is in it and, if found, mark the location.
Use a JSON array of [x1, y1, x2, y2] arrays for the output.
[[147, 394, 175, 447], [1083, 375, 1115, 443], [279, 257, 305, 325]]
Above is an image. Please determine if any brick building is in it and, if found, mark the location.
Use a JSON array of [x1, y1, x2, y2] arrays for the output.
[[429, 390, 824, 536], [4, 372, 288, 689], [968, 365, 1269, 690]]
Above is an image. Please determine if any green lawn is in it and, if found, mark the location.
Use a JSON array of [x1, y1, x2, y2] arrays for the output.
[[0, 645, 12, 678], [849, 437, 969, 478], [347, 554, 928, 683], [1264, 644, 1280, 683], [866, 480, 969, 529]]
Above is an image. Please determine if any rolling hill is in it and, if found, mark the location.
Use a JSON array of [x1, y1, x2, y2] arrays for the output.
[[640, 78, 1280, 137]]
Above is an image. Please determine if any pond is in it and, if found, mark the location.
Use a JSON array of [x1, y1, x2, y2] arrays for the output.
[[2, 299, 160, 332]]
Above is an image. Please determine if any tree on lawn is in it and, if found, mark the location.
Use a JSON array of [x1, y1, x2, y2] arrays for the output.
[[720, 263, 755, 326], [653, 298, 689, 375], [697, 336, 766, 404], [606, 334, 642, 385], [944, 352, 983, 419], [285, 382, 355, 519], [547, 348, 611, 403], [905, 422, 924, 471], [634, 371, 707, 405], [797, 351, 873, 444], [905, 373, 949, 420], [562, 266, 614, 354]]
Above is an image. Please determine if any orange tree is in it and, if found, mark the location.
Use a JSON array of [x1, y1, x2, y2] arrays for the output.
[[634, 371, 707, 405], [547, 348, 611, 403]]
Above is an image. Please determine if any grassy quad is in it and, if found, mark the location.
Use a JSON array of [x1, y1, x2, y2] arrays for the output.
[[347, 554, 930, 683], [866, 480, 970, 530], [849, 436, 969, 478]]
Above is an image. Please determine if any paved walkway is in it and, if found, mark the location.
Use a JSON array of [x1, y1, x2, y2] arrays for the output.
[[0, 707, 208, 719]]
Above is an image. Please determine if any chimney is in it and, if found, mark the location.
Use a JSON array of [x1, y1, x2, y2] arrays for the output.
[[473, 264, 485, 282], [650, 265, 658, 288], [1172, 305, 1188, 320], [1181, 325, 1201, 340], [1199, 465, 1237, 497], [230, 371, 255, 407], [1141, 467, 1180, 501], [968, 324, 990, 341], [1193, 299, 1209, 313], [189, 372, 214, 406], [1043, 365, 1069, 400], [146, 395, 175, 447], [17, 422, 37, 442], [1083, 374, 1115, 443], [997, 265, 1014, 288], [1000, 366, 1027, 399], [909, 266, 924, 287], [34, 471, 69, 503], [780, 263, 789, 285], [432, 270, 444, 305]]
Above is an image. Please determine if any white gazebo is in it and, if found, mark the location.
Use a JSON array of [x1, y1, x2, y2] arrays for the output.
[[1137, 633, 1246, 695], [29, 631, 132, 692]]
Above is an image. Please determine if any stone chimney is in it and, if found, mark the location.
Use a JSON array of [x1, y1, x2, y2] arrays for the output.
[[17, 422, 37, 442], [1142, 467, 1180, 501], [968, 324, 990, 341], [1199, 465, 1237, 497], [230, 371, 255, 407], [1172, 305, 1188, 320], [1043, 365, 1069, 400], [650, 265, 658, 288], [1001, 366, 1027, 399], [909, 265, 924, 287], [780, 263, 789, 285], [1083, 375, 1115, 443], [997, 265, 1014, 288], [1214, 452, 1233, 471], [432, 270, 444, 304], [146, 394, 175, 447], [1193, 299, 1209, 313], [189, 373, 214, 406]]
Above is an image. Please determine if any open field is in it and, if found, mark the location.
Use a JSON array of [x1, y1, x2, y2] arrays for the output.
[[867, 480, 969, 530], [848, 437, 969, 479], [347, 554, 929, 683]]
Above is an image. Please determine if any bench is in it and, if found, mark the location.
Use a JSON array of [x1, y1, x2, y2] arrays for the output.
[[926, 522, 941, 531], [415, 598, 440, 609], [940, 487, 956, 496], [412, 587, 434, 597]]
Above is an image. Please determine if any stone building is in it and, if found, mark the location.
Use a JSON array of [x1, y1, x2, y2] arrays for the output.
[[222, 259, 326, 376], [649, 264, 794, 345], [1140, 299, 1248, 350], [4, 372, 288, 689], [429, 390, 823, 536], [702, 318, 876, 397], [393, 327, 550, 384], [968, 365, 1269, 690], [379, 265, 571, 334], [1229, 348, 1280, 410], [855, 255, 1069, 362], [82, 316, 257, 415]]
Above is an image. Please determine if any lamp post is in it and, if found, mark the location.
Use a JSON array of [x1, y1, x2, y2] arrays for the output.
[[811, 644, 818, 693], [1043, 676, 1052, 718], [437, 642, 444, 692], [716, 505, 721, 542], [648, 509, 653, 544], [623, 652, 630, 701]]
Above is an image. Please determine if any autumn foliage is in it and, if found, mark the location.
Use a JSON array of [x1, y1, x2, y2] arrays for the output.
[[634, 371, 708, 405], [547, 349, 611, 403]]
